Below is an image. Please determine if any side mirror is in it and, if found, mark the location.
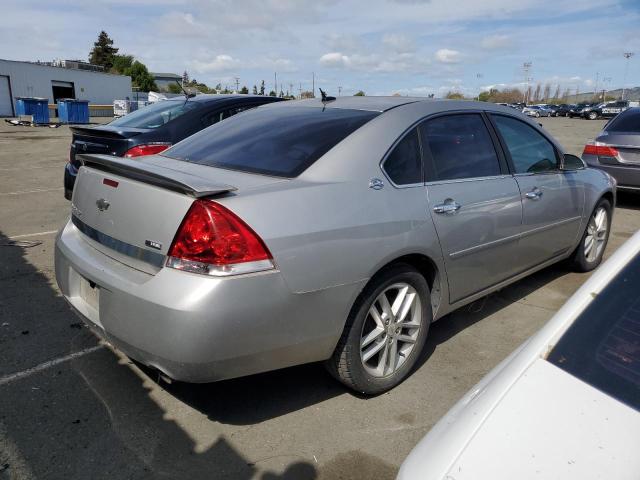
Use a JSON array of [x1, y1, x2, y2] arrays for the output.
[[562, 153, 585, 171]]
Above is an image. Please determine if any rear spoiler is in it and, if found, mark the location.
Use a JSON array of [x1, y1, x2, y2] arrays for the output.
[[77, 154, 237, 198]]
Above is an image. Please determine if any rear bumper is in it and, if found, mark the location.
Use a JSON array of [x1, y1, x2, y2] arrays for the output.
[[582, 155, 640, 189], [54, 219, 359, 383]]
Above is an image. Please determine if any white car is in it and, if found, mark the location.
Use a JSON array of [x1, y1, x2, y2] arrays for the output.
[[398, 230, 640, 480]]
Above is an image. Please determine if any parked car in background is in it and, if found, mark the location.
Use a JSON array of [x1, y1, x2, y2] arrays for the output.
[[555, 104, 574, 116], [63, 94, 283, 199], [398, 229, 640, 480], [522, 105, 550, 117], [582, 100, 630, 120], [55, 98, 615, 395], [538, 104, 558, 116], [582, 107, 640, 191], [568, 103, 593, 118]]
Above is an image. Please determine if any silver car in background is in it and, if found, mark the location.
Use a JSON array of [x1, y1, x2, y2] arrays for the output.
[[582, 107, 640, 191], [522, 105, 550, 117], [55, 98, 616, 394]]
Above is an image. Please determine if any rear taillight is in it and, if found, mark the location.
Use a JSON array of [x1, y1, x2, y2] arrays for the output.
[[166, 200, 274, 276], [583, 143, 619, 158], [124, 143, 171, 158]]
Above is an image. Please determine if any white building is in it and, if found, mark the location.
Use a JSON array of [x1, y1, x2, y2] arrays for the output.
[[0, 59, 132, 116]]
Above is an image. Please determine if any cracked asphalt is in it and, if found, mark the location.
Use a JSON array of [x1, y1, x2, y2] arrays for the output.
[[0, 116, 638, 480]]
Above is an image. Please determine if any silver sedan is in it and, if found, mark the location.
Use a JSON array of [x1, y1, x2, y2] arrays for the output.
[[55, 97, 616, 394]]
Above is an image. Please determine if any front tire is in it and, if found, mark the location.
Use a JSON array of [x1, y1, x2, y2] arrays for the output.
[[326, 264, 431, 395], [571, 198, 611, 272], [588, 111, 598, 120]]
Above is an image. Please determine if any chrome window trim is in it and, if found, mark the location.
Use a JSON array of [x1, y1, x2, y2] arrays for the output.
[[425, 174, 511, 187]]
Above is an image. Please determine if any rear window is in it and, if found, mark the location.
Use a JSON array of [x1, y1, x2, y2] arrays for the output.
[[605, 108, 640, 133], [163, 106, 379, 177], [109, 100, 201, 129], [547, 251, 640, 411]]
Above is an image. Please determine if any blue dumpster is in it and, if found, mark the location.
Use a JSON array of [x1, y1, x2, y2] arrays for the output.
[[58, 99, 90, 124], [15, 97, 50, 124]]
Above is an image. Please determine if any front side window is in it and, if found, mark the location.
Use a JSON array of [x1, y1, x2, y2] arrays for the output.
[[491, 115, 558, 174], [382, 129, 422, 185], [420, 114, 501, 181], [109, 100, 201, 129]]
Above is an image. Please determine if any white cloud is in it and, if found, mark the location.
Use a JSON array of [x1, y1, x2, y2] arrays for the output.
[[319, 52, 352, 68], [435, 48, 461, 63], [480, 34, 512, 50], [190, 54, 240, 73], [382, 33, 414, 53]]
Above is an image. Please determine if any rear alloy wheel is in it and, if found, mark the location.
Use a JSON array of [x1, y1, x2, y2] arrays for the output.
[[571, 198, 611, 272], [588, 111, 598, 120], [535, 112, 540, 117], [326, 264, 431, 395]]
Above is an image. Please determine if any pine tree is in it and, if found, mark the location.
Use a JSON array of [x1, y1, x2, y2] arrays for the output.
[[240, 86, 249, 94], [89, 31, 119, 70], [252, 85, 258, 95], [260, 80, 266, 95]]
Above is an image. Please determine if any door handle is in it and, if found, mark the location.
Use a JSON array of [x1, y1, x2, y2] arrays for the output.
[[525, 187, 543, 200], [433, 199, 462, 215]]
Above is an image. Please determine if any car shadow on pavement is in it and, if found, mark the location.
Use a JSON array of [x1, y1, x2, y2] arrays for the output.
[[0, 231, 317, 480], [617, 190, 640, 211]]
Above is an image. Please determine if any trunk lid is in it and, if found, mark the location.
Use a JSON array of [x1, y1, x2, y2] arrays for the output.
[[597, 132, 640, 165], [71, 154, 284, 274], [70, 125, 148, 166]]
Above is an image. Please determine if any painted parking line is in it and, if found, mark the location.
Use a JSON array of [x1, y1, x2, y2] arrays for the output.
[[0, 345, 105, 387], [0, 187, 64, 196], [9, 229, 59, 239]]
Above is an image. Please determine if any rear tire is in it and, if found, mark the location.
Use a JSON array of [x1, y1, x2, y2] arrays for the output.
[[588, 111, 598, 120], [326, 264, 431, 395], [571, 198, 611, 272]]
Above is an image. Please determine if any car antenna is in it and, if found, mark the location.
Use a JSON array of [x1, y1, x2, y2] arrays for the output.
[[175, 79, 196, 100], [319, 88, 336, 103]]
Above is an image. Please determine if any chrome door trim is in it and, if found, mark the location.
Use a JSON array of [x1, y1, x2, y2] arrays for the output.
[[72, 215, 165, 268]]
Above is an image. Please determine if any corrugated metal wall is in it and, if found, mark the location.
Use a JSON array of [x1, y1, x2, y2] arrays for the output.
[[0, 59, 132, 108]]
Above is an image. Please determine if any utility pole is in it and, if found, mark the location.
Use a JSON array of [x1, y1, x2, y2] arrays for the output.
[[299, 82, 302, 98], [523, 62, 532, 104], [274, 72, 277, 95], [602, 76, 612, 100], [475, 73, 483, 101], [312, 72, 315, 98], [594, 72, 599, 101], [234, 77, 240, 92], [289, 83, 293, 98], [622, 52, 634, 100], [338, 86, 342, 96]]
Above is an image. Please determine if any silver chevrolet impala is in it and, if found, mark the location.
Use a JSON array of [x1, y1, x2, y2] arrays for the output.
[[55, 97, 616, 394]]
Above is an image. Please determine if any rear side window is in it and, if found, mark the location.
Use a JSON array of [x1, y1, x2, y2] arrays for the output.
[[164, 106, 379, 177], [491, 115, 558, 174], [606, 108, 640, 133], [109, 100, 201, 129], [420, 114, 501, 181], [547, 251, 640, 411], [202, 105, 254, 127], [383, 129, 422, 185]]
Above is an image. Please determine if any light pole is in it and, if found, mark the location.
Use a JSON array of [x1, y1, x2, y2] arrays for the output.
[[622, 52, 634, 100], [475, 73, 483, 100], [602, 76, 612, 101], [523, 62, 532, 104]]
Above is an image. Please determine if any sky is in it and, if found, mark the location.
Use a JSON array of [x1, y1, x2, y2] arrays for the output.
[[1, 0, 639, 97]]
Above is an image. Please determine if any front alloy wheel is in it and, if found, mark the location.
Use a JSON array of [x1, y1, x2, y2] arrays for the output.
[[571, 198, 611, 272]]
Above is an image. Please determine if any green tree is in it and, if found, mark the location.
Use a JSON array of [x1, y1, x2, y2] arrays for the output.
[[354, 90, 365, 96], [240, 86, 249, 94], [445, 91, 465, 100], [168, 83, 182, 94], [124, 61, 157, 92], [252, 85, 258, 95], [260, 80, 266, 95], [89, 31, 119, 70], [268, 90, 277, 97], [110, 54, 133, 74]]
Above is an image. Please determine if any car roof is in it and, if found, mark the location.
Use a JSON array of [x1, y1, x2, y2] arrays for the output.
[[274, 96, 426, 112], [164, 94, 279, 104]]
